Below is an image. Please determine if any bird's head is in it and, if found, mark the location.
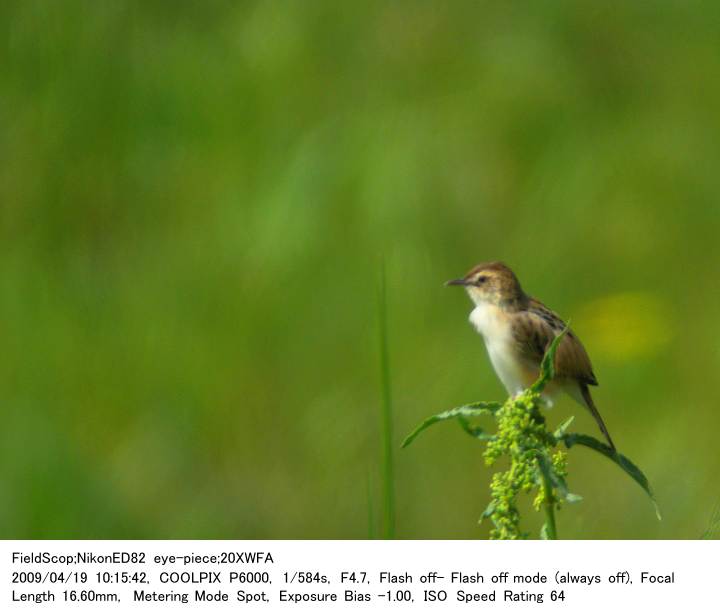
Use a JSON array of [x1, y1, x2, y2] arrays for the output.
[[446, 261, 526, 307]]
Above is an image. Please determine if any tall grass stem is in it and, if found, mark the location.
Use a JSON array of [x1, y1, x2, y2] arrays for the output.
[[366, 471, 376, 539], [378, 262, 395, 539]]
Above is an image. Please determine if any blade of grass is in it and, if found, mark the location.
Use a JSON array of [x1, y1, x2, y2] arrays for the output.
[[377, 262, 395, 539], [366, 471, 375, 539]]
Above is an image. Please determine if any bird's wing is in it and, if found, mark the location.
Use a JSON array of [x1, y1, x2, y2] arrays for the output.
[[512, 298, 598, 385]]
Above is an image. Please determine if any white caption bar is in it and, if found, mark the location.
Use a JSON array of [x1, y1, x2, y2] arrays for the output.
[[0, 540, 713, 614]]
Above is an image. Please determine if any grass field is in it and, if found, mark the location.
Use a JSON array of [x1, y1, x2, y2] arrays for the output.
[[1, 1, 719, 538]]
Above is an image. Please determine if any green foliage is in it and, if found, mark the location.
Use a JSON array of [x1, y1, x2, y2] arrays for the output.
[[401, 402, 502, 448], [366, 471, 376, 539], [3, 0, 715, 539], [530, 326, 567, 393], [377, 263, 395, 539], [403, 330, 659, 539], [482, 390, 554, 539], [559, 432, 661, 520]]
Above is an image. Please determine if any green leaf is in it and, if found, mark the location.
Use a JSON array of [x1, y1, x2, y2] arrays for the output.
[[480, 501, 495, 522], [553, 416, 575, 440], [561, 432, 661, 520], [540, 523, 549, 540], [531, 326, 569, 394], [457, 415, 495, 440], [401, 401, 501, 448], [536, 452, 583, 504]]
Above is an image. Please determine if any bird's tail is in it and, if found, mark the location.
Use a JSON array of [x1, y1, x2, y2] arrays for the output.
[[579, 384, 616, 451]]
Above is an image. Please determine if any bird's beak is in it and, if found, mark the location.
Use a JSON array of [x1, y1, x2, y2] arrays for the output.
[[445, 278, 469, 287]]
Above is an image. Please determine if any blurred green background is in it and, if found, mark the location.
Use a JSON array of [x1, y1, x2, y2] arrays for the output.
[[2, 1, 719, 539]]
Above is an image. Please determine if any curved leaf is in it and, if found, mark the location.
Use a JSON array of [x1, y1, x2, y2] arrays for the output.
[[401, 401, 501, 448], [531, 326, 569, 394], [553, 416, 575, 440], [457, 415, 495, 441], [480, 501, 495, 523], [561, 432, 661, 520]]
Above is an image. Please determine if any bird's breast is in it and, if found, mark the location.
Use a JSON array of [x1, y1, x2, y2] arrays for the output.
[[469, 304, 537, 396], [469, 303, 510, 340]]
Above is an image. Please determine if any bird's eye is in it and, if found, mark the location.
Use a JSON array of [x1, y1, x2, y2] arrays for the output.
[[476, 275, 488, 285]]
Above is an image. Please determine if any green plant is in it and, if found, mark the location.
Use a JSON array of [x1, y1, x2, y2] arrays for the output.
[[402, 329, 660, 539], [377, 262, 395, 539]]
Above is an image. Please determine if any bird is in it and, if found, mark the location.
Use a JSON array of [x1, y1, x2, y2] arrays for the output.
[[446, 261, 615, 450]]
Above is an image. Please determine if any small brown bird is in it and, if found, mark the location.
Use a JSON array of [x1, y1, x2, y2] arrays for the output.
[[447, 261, 615, 450]]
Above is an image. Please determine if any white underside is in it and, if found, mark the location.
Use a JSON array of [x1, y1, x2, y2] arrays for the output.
[[469, 302, 559, 406], [469, 304, 526, 395]]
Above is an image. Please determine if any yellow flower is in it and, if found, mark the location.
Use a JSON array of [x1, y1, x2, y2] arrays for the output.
[[574, 292, 672, 361]]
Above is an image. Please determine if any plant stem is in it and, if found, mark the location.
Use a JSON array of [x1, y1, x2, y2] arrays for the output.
[[378, 262, 395, 539], [366, 471, 375, 539], [541, 470, 557, 539]]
